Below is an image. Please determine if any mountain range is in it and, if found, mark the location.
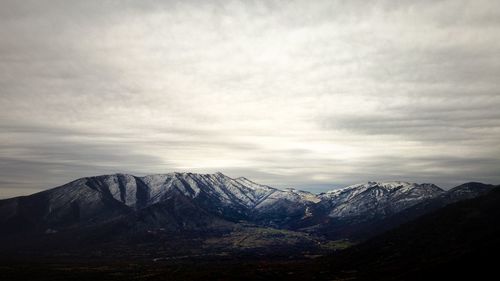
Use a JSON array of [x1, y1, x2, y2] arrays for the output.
[[0, 172, 496, 259]]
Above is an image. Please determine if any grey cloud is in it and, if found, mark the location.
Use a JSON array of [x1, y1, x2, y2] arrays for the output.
[[321, 97, 500, 143], [0, 136, 171, 198], [1, 0, 500, 198]]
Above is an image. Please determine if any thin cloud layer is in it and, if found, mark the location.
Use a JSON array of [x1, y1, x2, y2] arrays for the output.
[[1, 0, 500, 198]]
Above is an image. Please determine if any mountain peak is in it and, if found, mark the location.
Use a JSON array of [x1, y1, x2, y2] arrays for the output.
[[322, 180, 444, 219], [326, 181, 414, 195]]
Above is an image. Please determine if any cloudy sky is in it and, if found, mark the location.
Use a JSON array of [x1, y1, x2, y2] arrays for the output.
[[1, 0, 500, 198]]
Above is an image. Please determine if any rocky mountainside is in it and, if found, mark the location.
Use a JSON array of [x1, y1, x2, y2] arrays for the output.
[[361, 182, 498, 238], [0, 174, 443, 234], [0, 172, 319, 238], [319, 181, 443, 218], [315, 184, 500, 281], [291, 181, 444, 239], [0, 172, 495, 255]]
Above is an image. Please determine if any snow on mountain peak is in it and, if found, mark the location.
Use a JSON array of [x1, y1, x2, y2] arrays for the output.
[[322, 181, 444, 218]]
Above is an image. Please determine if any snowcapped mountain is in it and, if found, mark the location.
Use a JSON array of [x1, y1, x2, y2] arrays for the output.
[[320, 181, 444, 219], [84, 172, 275, 211], [81, 172, 318, 212], [0, 173, 495, 243], [368, 182, 498, 237], [0, 172, 319, 235]]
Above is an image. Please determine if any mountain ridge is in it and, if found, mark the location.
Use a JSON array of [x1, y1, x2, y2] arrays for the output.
[[0, 172, 496, 258]]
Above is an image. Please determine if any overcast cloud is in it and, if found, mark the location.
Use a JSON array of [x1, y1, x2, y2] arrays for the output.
[[1, 0, 500, 198]]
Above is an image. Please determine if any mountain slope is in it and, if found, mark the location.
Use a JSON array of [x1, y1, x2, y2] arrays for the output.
[[298, 181, 444, 239], [319, 185, 500, 280], [0, 173, 495, 254], [362, 182, 498, 238], [320, 181, 443, 218], [0, 172, 325, 236]]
